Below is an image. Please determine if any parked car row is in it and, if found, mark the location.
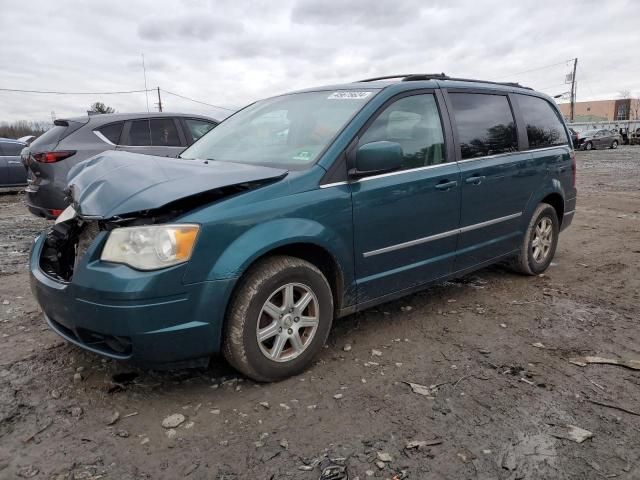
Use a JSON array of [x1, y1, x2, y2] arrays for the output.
[[29, 73, 577, 381]]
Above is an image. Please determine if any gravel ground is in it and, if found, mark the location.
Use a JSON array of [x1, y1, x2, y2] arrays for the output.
[[0, 147, 639, 480]]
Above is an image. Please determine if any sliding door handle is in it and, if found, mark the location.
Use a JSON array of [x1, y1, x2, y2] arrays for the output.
[[465, 175, 486, 185], [435, 180, 458, 191]]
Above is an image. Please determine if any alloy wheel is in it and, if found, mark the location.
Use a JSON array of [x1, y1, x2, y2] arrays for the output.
[[532, 216, 553, 263], [256, 283, 319, 362]]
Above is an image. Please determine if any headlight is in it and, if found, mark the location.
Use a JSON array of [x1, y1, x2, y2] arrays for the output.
[[101, 224, 200, 270]]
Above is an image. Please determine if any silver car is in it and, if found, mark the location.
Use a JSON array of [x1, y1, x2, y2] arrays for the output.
[[576, 128, 622, 151], [22, 112, 221, 218]]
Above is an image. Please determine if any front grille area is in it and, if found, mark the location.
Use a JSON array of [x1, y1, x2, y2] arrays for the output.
[[40, 220, 101, 282]]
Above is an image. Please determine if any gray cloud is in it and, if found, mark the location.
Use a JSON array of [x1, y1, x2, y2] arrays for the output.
[[0, 0, 638, 123]]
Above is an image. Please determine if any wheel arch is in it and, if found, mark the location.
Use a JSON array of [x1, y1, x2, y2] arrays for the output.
[[208, 218, 353, 315], [540, 192, 565, 226]]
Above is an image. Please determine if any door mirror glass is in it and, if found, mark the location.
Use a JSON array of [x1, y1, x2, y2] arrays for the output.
[[351, 141, 403, 177]]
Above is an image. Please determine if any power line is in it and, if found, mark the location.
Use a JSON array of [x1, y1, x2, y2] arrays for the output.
[[0, 87, 151, 95], [0, 84, 235, 112], [161, 89, 235, 111], [493, 59, 575, 81]]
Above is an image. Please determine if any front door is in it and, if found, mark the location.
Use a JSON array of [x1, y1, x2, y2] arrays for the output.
[[446, 92, 536, 270], [351, 92, 461, 301]]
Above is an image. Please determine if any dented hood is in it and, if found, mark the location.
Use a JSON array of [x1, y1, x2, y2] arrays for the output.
[[66, 151, 287, 219]]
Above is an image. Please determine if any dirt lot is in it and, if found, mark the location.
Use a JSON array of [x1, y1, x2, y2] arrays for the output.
[[1, 147, 639, 480]]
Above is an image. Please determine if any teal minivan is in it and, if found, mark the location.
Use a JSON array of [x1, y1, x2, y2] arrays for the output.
[[30, 74, 576, 381]]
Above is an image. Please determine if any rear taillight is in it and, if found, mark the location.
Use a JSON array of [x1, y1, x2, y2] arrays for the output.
[[570, 150, 576, 187], [32, 151, 76, 163], [50, 209, 64, 217]]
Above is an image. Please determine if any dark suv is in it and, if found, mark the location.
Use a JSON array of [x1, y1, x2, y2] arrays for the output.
[[22, 112, 220, 218], [30, 74, 576, 381]]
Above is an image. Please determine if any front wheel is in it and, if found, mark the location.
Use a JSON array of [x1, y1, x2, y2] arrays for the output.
[[508, 203, 559, 276], [585, 141, 593, 151], [611, 140, 618, 149], [222, 255, 334, 382]]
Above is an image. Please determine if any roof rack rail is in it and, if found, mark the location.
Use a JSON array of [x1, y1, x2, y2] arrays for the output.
[[358, 73, 446, 82], [356, 73, 532, 90]]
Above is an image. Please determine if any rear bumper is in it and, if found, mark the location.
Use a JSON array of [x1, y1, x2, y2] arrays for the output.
[[29, 232, 237, 367]]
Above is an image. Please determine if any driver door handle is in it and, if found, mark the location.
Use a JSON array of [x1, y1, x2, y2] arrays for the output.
[[434, 180, 458, 191]]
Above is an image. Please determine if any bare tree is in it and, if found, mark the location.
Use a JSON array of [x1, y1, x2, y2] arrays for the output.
[[88, 102, 115, 114], [0, 120, 51, 139], [618, 90, 631, 99]]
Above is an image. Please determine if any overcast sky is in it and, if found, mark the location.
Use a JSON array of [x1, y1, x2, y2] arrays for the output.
[[1, 0, 638, 122]]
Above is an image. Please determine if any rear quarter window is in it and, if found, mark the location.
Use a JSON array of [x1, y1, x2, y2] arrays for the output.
[[515, 94, 568, 148], [97, 122, 124, 144], [29, 125, 68, 150]]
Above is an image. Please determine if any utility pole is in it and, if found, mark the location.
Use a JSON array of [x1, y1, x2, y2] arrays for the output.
[[156, 86, 163, 112], [569, 58, 578, 122]]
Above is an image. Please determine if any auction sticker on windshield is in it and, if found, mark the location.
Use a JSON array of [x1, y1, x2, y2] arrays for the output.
[[327, 91, 372, 100]]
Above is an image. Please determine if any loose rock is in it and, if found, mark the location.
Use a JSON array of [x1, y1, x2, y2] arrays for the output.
[[162, 413, 186, 429]]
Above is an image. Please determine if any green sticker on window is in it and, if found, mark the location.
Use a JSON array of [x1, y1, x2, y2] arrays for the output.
[[293, 150, 312, 161]]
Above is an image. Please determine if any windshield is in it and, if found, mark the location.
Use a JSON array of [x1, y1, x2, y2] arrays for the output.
[[180, 90, 378, 169]]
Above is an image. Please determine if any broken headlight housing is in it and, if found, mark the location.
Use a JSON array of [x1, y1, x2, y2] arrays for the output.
[[101, 224, 200, 270]]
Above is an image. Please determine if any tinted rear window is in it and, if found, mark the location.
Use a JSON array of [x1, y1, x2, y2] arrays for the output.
[[98, 122, 124, 144], [0, 142, 24, 155], [29, 125, 67, 150], [449, 93, 517, 159], [516, 94, 568, 148]]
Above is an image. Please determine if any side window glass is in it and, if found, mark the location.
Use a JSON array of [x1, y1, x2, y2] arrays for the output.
[[98, 122, 123, 144], [150, 118, 180, 146], [184, 119, 216, 143], [1, 142, 24, 155], [515, 94, 569, 148], [128, 120, 152, 146], [127, 119, 180, 146], [359, 94, 446, 170], [449, 93, 517, 159]]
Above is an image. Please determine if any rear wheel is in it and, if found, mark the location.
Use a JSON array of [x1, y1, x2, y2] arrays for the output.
[[585, 141, 593, 151], [611, 140, 618, 149], [222, 255, 334, 382], [509, 203, 559, 276]]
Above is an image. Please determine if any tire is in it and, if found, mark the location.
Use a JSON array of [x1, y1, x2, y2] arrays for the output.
[[585, 141, 593, 151], [222, 255, 334, 382], [509, 203, 559, 276], [611, 140, 618, 149]]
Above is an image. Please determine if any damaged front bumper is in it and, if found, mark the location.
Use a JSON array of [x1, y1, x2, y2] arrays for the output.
[[29, 230, 237, 367]]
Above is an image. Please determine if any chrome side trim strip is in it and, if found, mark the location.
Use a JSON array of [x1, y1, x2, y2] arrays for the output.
[[459, 212, 522, 233], [363, 212, 522, 258], [563, 210, 575, 216], [320, 181, 349, 189], [363, 226, 459, 257], [358, 162, 451, 183]]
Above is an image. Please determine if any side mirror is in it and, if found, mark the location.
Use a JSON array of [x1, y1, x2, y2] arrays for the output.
[[349, 141, 403, 178]]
